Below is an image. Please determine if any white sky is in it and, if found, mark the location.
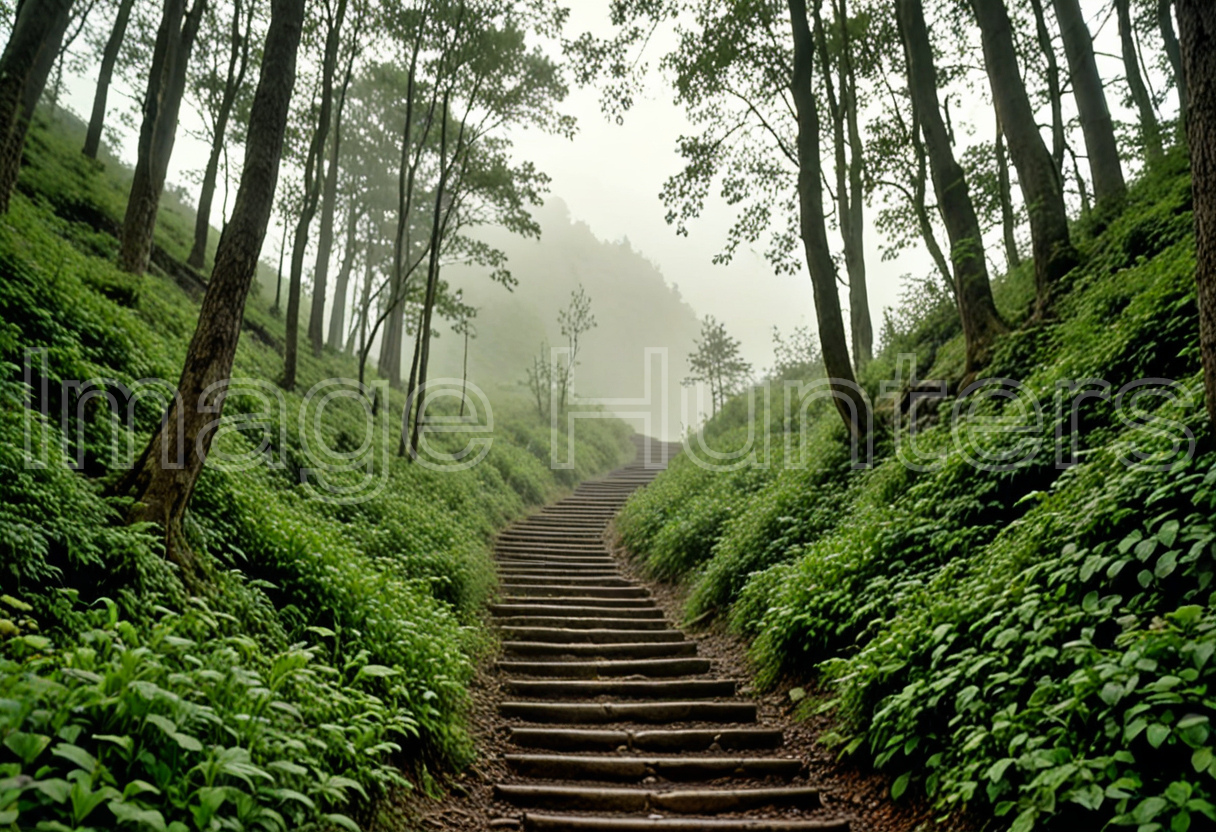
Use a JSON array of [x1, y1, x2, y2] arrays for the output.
[[56, 0, 1175, 374]]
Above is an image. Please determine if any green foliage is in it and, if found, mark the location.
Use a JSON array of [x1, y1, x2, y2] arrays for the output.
[[614, 144, 1214, 830], [1, 112, 635, 828]]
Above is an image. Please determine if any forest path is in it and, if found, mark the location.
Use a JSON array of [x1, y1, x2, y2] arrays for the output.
[[433, 435, 854, 831]]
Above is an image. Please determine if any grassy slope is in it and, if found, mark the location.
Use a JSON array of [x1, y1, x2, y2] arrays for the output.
[[617, 149, 1216, 831], [0, 111, 634, 831]]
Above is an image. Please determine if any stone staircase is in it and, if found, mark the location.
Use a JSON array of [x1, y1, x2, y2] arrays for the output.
[[487, 436, 850, 831]]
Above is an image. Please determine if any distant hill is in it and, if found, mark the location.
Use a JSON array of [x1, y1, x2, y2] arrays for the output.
[[429, 198, 703, 440]]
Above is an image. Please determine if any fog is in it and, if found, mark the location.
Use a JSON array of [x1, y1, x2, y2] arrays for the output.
[[55, 0, 1176, 428]]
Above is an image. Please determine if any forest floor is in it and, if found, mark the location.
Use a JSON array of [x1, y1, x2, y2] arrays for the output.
[[410, 484, 940, 832]]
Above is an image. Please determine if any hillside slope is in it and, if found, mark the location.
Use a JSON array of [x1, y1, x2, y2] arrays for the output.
[[0, 110, 634, 831], [617, 150, 1216, 831]]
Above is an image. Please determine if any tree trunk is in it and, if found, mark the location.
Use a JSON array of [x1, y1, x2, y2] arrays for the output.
[[995, 111, 1021, 269], [187, 0, 251, 268], [1052, 0, 1126, 207], [9, 0, 71, 153], [1027, 0, 1065, 172], [1117, 0, 1164, 159], [282, 0, 347, 389], [272, 224, 285, 314], [350, 233, 375, 357], [0, 0, 74, 214], [379, 297, 404, 385], [308, 54, 355, 356], [327, 198, 359, 349], [83, 0, 134, 159], [972, 0, 1077, 315], [899, 0, 1006, 375], [1176, 0, 1216, 433], [118, 0, 207, 275], [787, 0, 869, 438], [1161, 0, 1188, 131], [120, 0, 305, 583]]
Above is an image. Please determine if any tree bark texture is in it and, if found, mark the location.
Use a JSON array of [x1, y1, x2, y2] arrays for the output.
[[1176, 0, 1216, 433], [326, 198, 359, 349], [122, 0, 305, 582], [899, 0, 1005, 374], [1116, 0, 1163, 158], [187, 0, 252, 268], [995, 111, 1021, 269], [118, 0, 207, 275], [787, 0, 869, 438], [1027, 0, 1065, 171], [84, 0, 134, 158], [1160, 0, 1187, 129], [0, 0, 74, 213], [971, 0, 1077, 315], [1052, 0, 1126, 206]]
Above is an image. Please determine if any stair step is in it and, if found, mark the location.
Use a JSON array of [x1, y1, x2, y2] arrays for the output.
[[494, 617, 669, 631], [498, 628, 686, 645], [499, 700, 756, 724], [490, 604, 664, 619], [495, 597, 659, 610], [504, 679, 734, 700], [500, 576, 635, 588], [505, 754, 803, 781], [496, 658, 711, 678], [521, 815, 848, 831], [494, 784, 819, 813], [507, 728, 783, 753], [502, 641, 696, 659], [500, 586, 650, 599]]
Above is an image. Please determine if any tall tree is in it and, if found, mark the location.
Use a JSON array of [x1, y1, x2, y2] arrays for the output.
[[683, 316, 752, 416], [282, 0, 348, 389], [898, 0, 1005, 374], [1160, 0, 1187, 130], [83, 0, 135, 159], [1052, 0, 1126, 207], [0, 0, 75, 213], [814, 0, 871, 370], [118, 0, 208, 274], [186, 0, 258, 268], [325, 195, 362, 348], [1175, 0, 1216, 433], [307, 16, 359, 356], [119, 0, 305, 581], [788, 0, 868, 436], [970, 0, 1077, 314], [1026, 0, 1065, 171], [1116, 0, 1163, 159]]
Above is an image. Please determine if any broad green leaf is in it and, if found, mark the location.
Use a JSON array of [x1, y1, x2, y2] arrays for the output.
[[890, 772, 910, 800], [4, 732, 50, 765]]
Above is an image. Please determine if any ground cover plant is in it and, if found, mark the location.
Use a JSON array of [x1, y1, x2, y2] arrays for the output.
[[616, 148, 1216, 830], [0, 111, 634, 831]]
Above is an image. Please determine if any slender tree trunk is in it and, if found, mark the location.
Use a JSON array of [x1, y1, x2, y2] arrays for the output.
[[308, 54, 355, 355], [351, 233, 375, 357], [282, 0, 347, 389], [1161, 0, 1188, 132], [272, 223, 285, 314], [84, 0, 134, 159], [1116, 0, 1164, 159], [10, 0, 70, 147], [0, 0, 74, 213], [327, 198, 359, 349], [188, 0, 251, 268], [972, 0, 1077, 315], [1176, 0, 1216, 433], [900, 0, 1006, 374], [787, 0, 868, 437], [459, 324, 469, 417], [118, 0, 207, 275], [1027, 0, 1065, 172], [995, 111, 1021, 269], [1052, 0, 1126, 207], [120, 0, 304, 582], [1068, 142, 1092, 215]]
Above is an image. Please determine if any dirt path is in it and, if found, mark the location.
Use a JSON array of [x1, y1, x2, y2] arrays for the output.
[[418, 436, 931, 831]]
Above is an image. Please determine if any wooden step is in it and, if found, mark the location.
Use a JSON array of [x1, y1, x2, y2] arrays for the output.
[[498, 700, 756, 724], [505, 754, 803, 781], [494, 617, 669, 631], [497, 628, 686, 645], [489, 604, 664, 619], [501, 641, 696, 659], [521, 815, 848, 831], [504, 679, 735, 700], [494, 784, 819, 813], [507, 728, 784, 753], [496, 658, 711, 678]]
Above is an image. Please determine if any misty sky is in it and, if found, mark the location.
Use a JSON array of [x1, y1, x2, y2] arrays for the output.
[[56, 0, 1173, 375]]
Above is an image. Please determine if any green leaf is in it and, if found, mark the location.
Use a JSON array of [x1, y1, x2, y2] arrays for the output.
[[891, 772, 910, 800], [1192, 748, 1213, 773], [109, 801, 168, 831], [325, 813, 361, 832], [1148, 724, 1172, 748], [788, 687, 806, 703], [1010, 808, 1036, 832], [355, 664, 398, 678], [1134, 796, 1169, 824], [1157, 550, 1180, 579], [1170, 606, 1205, 628], [1158, 519, 1181, 547], [1166, 781, 1194, 806], [51, 744, 96, 772], [3, 732, 51, 765]]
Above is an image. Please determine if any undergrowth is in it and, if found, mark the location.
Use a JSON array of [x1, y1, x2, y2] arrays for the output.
[[0, 110, 634, 831], [616, 148, 1216, 831]]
